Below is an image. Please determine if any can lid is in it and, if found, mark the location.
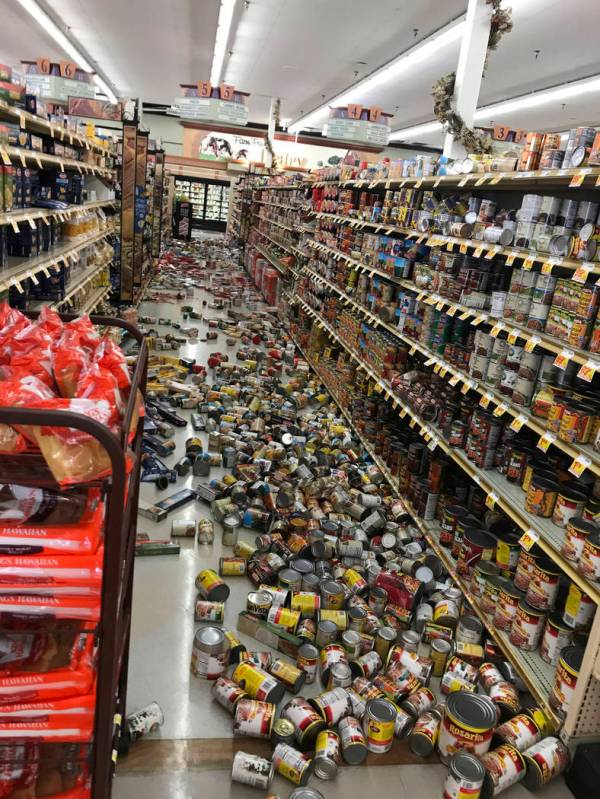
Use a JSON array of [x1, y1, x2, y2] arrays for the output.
[[288, 788, 325, 799], [194, 626, 226, 650], [560, 645, 584, 673], [366, 697, 397, 723], [312, 754, 338, 780], [446, 691, 497, 730], [450, 752, 486, 782], [298, 642, 319, 658], [272, 717, 295, 737]]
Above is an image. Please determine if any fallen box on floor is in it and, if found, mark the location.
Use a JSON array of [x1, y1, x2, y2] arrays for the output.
[[237, 611, 303, 658]]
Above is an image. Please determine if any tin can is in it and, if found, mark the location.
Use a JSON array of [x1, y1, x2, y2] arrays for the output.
[[223, 630, 246, 663], [580, 530, 600, 579], [313, 729, 341, 780], [438, 691, 497, 764], [319, 609, 348, 630], [232, 661, 285, 704], [369, 586, 389, 616], [362, 697, 397, 753], [320, 579, 345, 609], [445, 656, 479, 685], [219, 557, 246, 576], [407, 705, 443, 756], [494, 584, 524, 631], [328, 661, 353, 689], [211, 676, 247, 714], [352, 650, 382, 680], [197, 518, 215, 544], [171, 519, 196, 537], [387, 645, 433, 683], [374, 627, 397, 662], [509, 599, 545, 651], [247, 590, 273, 617], [233, 698, 276, 738], [400, 686, 435, 718], [124, 702, 164, 744], [338, 716, 368, 765], [471, 561, 500, 598], [316, 620, 339, 649], [456, 615, 483, 644], [272, 743, 312, 786], [431, 638, 452, 677], [191, 626, 230, 680], [552, 487, 587, 528], [231, 751, 274, 789], [268, 658, 305, 693], [513, 548, 542, 592], [268, 604, 300, 634], [549, 645, 584, 718], [479, 744, 526, 797], [347, 688, 367, 721], [297, 618, 317, 642], [493, 714, 542, 751], [521, 737, 570, 789], [281, 697, 326, 748], [441, 671, 477, 696], [194, 599, 225, 623], [343, 568, 368, 594], [478, 663, 504, 691], [561, 516, 596, 562], [444, 752, 485, 799], [291, 592, 321, 618], [525, 558, 560, 610], [271, 717, 296, 747], [488, 680, 520, 720], [195, 569, 230, 602], [311, 687, 353, 726], [434, 598, 459, 628], [297, 643, 319, 684], [563, 582, 595, 630]]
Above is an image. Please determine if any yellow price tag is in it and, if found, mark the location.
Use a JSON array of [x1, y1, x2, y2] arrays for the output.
[[10, 218, 19, 233], [507, 328, 520, 345], [436, 300, 445, 311], [569, 454, 592, 478], [537, 431, 557, 452], [18, 150, 27, 167], [569, 169, 591, 187], [490, 323, 504, 338], [510, 414, 527, 432], [473, 246, 484, 258], [479, 393, 493, 409], [447, 305, 458, 317], [434, 177, 442, 187], [554, 348, 574, 370], [459, 243, 468, 254], [0, 148, 11, 166], [409, 346, 416, 356], [474, 175, 488, 186], [27, 218, 36, 230], [541, 261, 554, 274], [523, 254, 536, 270], [489, 174, 503, 185], [459, 311, 470, 321], [399, 408, 407, 418], [485, 492, 499, 510], [519, 528, 540, 551], [449, 374, 461, 387], [447, 241, 455, 252], [472, 315, 486, 326], [461, 380, 473, 395], [505, 251, 519, 266], [577, 360, 599, 383], [458, 175, 469, 187], [409, 417, 417, 428], [493, 403, 508, 418], [440, 366, 448, 377], [485, 245, 500, 260], [524, 335, 541, 353], [374, 383, 384, 394], [573, 262, 593, 284], [427, 437, 438, 451], [596, 174, 600, 187]]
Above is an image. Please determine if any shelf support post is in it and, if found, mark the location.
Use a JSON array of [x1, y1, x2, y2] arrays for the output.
[[265, 96, 278, 168], [442, 0, 492, 159]]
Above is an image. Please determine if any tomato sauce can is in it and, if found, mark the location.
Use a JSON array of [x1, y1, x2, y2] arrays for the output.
[[231, 751, 274, 789], [552, 487, 587, 528], [281, 696, 326, 748], [233, 698, 276, 738], [232, 661, 285, 704], [363, 697, 397, 753], [549, 645, 584, 718], [561, 516, 596, 562], [444, 752, 485, 799], [494, 583, 524, 631], [513, 547, 542, 592], [509, 599, 546, 651], [351, 650, 382, 680], [471, 561, 500, 598], [319, 609, 348, 630], [319, 644, 348, 686], [211, 676, 247, 714], [408, 705, 443, 756], [563, 582, 595, 630], [438, 691, 497, 764], [493, 714, 542, 751], [479, 743, 526, 797], [310, 687, 353, 726], [525, 558, 561, 611], [272, 742, 312, 786], [400, 686, 435, 718], [580, 530, 600, 579], [352, 675, 385, 701], [488, 680, 520, 721], [521, 737, 570, 789], [297, 643, 318, 684], [387, 645, 433, 683], [478, 663, 504, 691], [313, 729, 341, 780], [269, 659, 306, 694], [338, 715, 368, 764]]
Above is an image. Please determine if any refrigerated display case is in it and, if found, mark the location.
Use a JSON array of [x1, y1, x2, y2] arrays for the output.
[[172, 176, 229, 231]]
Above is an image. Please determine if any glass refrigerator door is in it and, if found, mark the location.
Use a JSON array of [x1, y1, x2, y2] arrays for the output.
[[205, 184, 224, 221], [219, 187, 230, 222], [189, 182, 206, 220], [174, 178, 191, 199]]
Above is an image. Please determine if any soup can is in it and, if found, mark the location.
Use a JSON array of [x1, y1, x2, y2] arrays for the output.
[[291, 591, 321, 618], [195, 569, 230, 602], [456, 615, 484, 644], [268, 605, 301, 634], [232, 661, 285, 704], [320, 579, 346, 609], [272, 742, 312, 786], [493, 714, 542, 752], [387, 645, 433, 683], [494, 583, 524, 631], [312, 730, 341, 780], [513, 547, 542, 591], [191, 626, 230, 680], [549, 645, 584, 718], [362, 697, 397, 753], [233, 698, 276, 738], [338, 715, 368, 765], [231, 751, 274, 789], [297, 643, 319, 684], [563, 582, 595, 630], [521, 737, 570, 789], [271, 718, 296, 747], [431, 639, 452, 677], [281, 696, 326, 748], [525, 558, 560, 610], [247, 590, 273, 617], [479, 743, 526, 798], [270, 659, 306, 694], [211, 676, 247, 714], [316, 620, 339, 649], [580, 530, 600, 579], [488, 680, 520, 720], [552, 488, 587, 528], [561, 516, 596, 562], [539, 613, 572, 665], [311, 687, 353, 726], [320, 644, 348, 686], [194, 600, 225, 623], [400, 686, 435, 718], [437, 691, 497, 764], [478, 663, 504, 691], [351, 651, 383, 680], [443, 752, 486, 799], [509, 599, 545, 651], [408, 705, 443, 756]]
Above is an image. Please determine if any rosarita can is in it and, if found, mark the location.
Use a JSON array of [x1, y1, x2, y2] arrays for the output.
[[310, 687, 353, 726], [479, 743, 526, 797], [437, 691, 497, 764], [408, 705, 443, 756], [281, 696, 326, 749], [338, 716, 368, 765], [548, 645, 584, 718], [272, 742, 312, 786], [492, 714, 541, 752], [233, 698, 276, 739], [362, 697, 397, 753], [521, 737, 570, 789]]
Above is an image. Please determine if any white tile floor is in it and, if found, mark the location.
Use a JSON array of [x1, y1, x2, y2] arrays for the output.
[[114, 249, 575, 799]]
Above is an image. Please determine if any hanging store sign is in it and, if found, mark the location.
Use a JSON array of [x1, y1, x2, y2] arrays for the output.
[[68, 97, 122, 121], [23, 60, 96, 102], [323, 105, 392, 147], [172, 82, 249, 126]]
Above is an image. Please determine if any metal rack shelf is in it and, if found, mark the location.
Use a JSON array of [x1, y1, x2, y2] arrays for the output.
[[3, 145, 115, 179], [0, 199, 116, 228]]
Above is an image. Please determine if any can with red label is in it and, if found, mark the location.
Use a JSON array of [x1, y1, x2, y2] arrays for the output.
[[351, 650, 382, 680], [488, 680, 520, 721], [509, 600, 545, 651], [438, 691, 497, 764], [549, 645, 584, 718], [239, 651, 273, 670], [195, 569, 230, 601], [233, 699, 276, 738], [272, 742, 312, 786], [441, 671, 477, 696], [211, 676, 247, 714], [479, 743, 526, 797], [281, 696, 326, 748], [522, 737, 570, 789], [443, 752, 485, 799], [493, 583, 524, 631], [525, 558, 560, 611], [513, 547, 542, 592], [297, 643, 318, 684], [313, 729, 341, 780], [478, 663, 504, 691], [579, 530, 600, 579], [338, 715, 368, 765], [311, 687, 353, 727], [493, 714, 542, 751], [540, 614, 572, 665], [408, 705, 444, 756], [561, 516, 596, 562], [400, 686, 435, 718], [363, 697, 397, 753], [387, 645, 433, 683]]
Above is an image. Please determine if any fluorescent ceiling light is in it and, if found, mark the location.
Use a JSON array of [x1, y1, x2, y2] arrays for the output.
[[390, 73, 600, 142], [93, 75, 117, 104], [288, 18, 465, 134], [16, 0, 93, 72], [210, 0, 237, 86]]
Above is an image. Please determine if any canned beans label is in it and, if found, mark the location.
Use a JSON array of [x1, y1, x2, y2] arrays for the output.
[[480, 745, 525, 793], [191, 649, 229, 680], [339, 716, 364, 746], [282, 698, 321, 731], [495, 715, 541, 751], [316, 729, 340, 761], [444, 771, 482, 799]]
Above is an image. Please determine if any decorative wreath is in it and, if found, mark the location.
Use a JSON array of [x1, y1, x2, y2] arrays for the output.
[[431, 0, 513, 154]]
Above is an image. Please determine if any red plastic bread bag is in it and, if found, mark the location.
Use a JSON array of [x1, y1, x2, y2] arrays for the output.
[[0, 377, 56, 454], [52, 330, 90, 398]]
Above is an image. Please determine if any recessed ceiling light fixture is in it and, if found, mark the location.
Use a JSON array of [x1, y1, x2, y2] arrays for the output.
[[210, 0, 237, 86], [288, 17, 465, 134], [15, 0, 119, 103], [389, 73, 600, 143]]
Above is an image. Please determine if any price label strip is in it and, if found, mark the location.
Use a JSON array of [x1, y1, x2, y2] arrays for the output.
[[569, 454, 592, 478], [554, 348, 574, 370], [485, 492, 499, 510], [509, 414, 528, 432], [519, 528, 540, 552], [537, 431, 557, 453]]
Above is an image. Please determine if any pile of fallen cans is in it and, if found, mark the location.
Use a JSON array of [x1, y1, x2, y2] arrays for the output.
[[140, 240, 572, 799]]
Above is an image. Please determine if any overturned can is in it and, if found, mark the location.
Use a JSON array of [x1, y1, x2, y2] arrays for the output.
[[311, 687, 353, 726], [444, 752, 486, 799], [272, 742, 313, 786], [297, 643, 319, 684], [233, 698, 276, 739], [211, 676, 247, 714], [196, 569, 230, 602], [231, 751, 274, 789], [269, 658, 306, 694], [313, 729, 341, 780], [191, 626, 230, 680], [338, 715, 368, 765], [197, 518, 215, 544], [194, 599, 225, 623], [232, 661, 285, 704], [407, 705, 443, 756], [281, 696, 326, 748]]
